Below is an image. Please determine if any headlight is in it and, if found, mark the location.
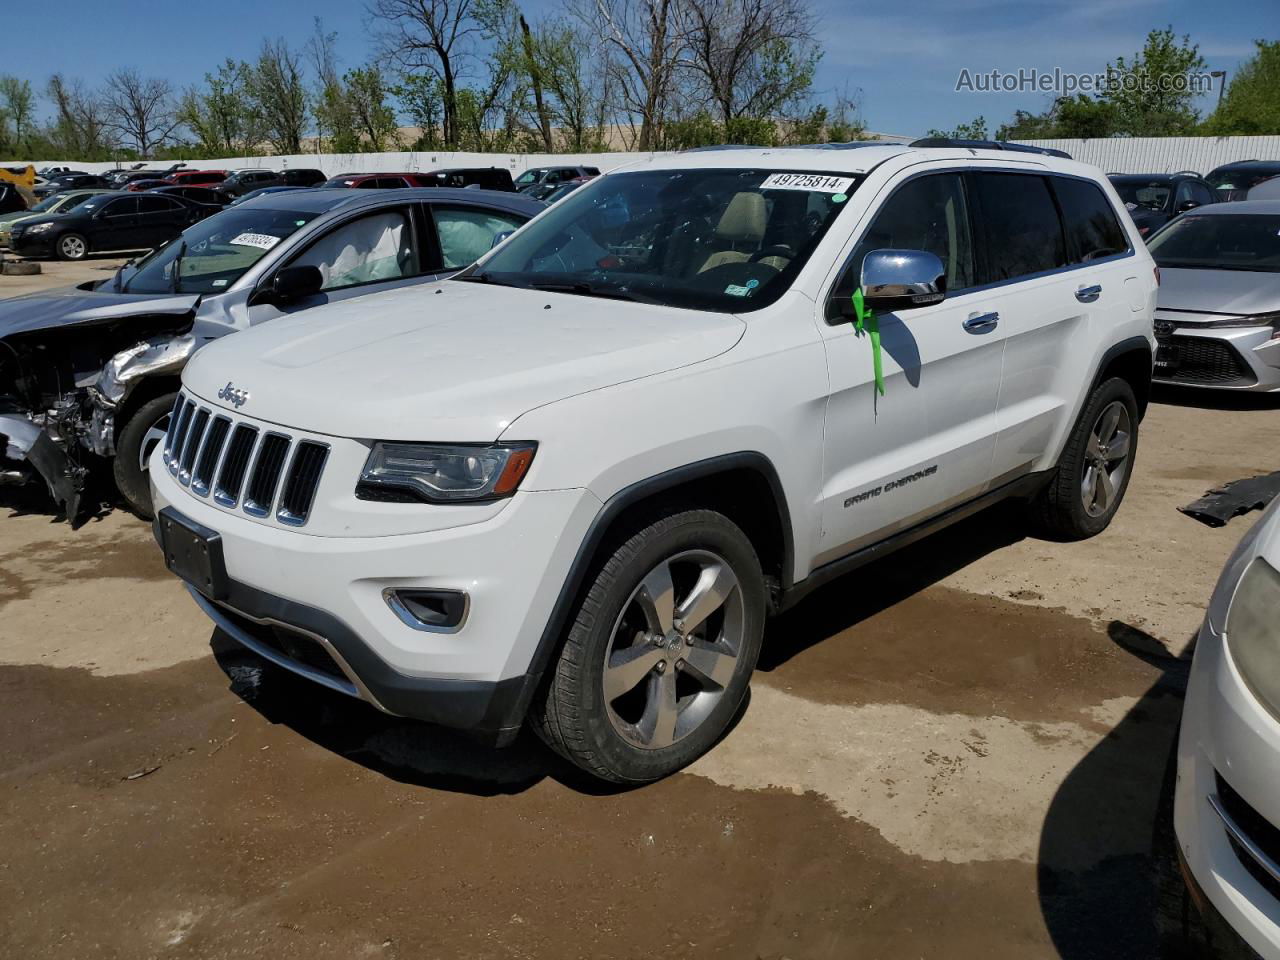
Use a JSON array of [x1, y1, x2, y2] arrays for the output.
[[26, 222, 54, 234], [1203, 310, 1280, 336], [358, 442, 536, 503], [1226, 558, 1280, 716]]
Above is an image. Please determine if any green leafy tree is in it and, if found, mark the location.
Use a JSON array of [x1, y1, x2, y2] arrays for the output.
[[997, 95, 1116, 140], [0, 75, 36, 155], [1203, 40, 1280, 135], [180, 60, 261, 156], [393, 74, 444, 150], [1101, 27, 1206, 136], [253, 38, 309, 154], [927, 116, 988, 139], [345, 66, 401, 151]]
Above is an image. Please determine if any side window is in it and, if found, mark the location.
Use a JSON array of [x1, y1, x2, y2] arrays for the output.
[[969, 173, 1067, 283], [103, 197, 138, 217], [355, 179, 381, 189], [432, 206, 528, 269], [1174, 182, 1195, 208], [289, 209, 419, 290], [1051, 176, 1129, 263], [137, 195, 176, 214], [843, 173, 974, 294]]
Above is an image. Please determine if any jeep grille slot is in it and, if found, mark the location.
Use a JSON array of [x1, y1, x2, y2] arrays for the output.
[[178, 408, 210, 483], [160, 393, 186, 463], [166, 399, 196, 472], [244, 434, 290, 516], [277, 442, 328, 526], [191, 416, 231, 496], [213, 424, 258, 507]]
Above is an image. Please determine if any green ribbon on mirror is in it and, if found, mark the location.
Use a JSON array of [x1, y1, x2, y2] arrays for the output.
[[852, 288, 885, 396]]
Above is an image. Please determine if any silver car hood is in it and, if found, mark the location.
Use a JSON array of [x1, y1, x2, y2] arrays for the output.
[[1157, 267, 1280, 318], [0, 286, 201, 338]]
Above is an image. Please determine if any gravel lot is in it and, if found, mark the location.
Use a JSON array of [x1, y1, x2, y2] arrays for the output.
[[2, 262, 1278, 959]]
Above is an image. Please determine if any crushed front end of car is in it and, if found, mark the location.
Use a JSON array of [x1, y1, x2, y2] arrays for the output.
[[0, 291, 199, 523]]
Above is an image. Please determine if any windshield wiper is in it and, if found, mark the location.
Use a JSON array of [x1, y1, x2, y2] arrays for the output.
[[528, 280, 655, 303], [453, 271, 531, 289], [170, 240, 187, 294]]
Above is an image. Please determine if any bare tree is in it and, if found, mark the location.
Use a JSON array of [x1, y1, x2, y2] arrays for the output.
[[368, 0, 484, 148], [575, 0, 681, 150], [101, 68, 179, 156], [254, 38, 309, 154], [678, 0, 818, 131], [46, 74, 113, 158]]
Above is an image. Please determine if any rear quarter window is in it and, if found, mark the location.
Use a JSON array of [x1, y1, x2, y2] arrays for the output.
[[970, 172, 1067, 283], [1051, 176, 1130, 263]]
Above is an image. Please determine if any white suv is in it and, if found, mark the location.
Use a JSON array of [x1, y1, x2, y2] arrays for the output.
[[151, 145, 1158, 783]]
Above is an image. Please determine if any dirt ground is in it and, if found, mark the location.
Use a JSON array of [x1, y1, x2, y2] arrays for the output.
[[2, 264, 1279, 958]]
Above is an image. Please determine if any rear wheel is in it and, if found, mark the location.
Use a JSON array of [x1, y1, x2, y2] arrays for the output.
[[112, 392, 178, 519], [533, 509, 766, 783], [1031, 377, 1139, 541], [57, 233, 88, 260]]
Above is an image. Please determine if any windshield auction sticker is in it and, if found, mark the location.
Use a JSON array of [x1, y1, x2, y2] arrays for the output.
[[229, 232, 282, 250], [761, 173, 856, 193]]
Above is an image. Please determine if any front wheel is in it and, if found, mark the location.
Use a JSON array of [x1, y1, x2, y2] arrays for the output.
[[532, 509, 766, 783], [57, 233, 88, 260], [1030, 377, 1139, 540], [112, 392, 178, 519]]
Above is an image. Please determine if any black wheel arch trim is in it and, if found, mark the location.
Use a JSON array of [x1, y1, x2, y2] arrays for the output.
[[1090, 334, 1154, 412], [502, 451, 795, 738]]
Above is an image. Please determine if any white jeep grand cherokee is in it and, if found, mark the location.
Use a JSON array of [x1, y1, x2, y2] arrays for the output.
[[151, 145, 1158, 783]]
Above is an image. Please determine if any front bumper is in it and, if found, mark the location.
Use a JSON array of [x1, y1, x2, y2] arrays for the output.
[[151, 459, 601, 742], [1176, 616, 1280, 958], [1155, 325, 1280, 393], [10, 231, 57, 258]]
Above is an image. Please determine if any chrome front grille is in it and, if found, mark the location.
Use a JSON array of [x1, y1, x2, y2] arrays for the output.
[[164, 393, 328, 527]]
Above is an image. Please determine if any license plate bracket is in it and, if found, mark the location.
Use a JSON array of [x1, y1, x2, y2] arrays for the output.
[[158, 507, 228, 601]]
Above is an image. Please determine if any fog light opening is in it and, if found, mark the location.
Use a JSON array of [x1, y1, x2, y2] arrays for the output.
[[385, 588, 469, 632]]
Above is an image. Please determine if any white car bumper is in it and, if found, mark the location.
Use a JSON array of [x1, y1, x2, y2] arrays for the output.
[[151, 443, 602, 742]]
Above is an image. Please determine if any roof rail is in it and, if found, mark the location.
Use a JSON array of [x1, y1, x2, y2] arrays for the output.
[[795, 141, 900, 150], [1173, 170, 1201, 177], [909, 137, 1072, 159], [678, 144, 769, 152]]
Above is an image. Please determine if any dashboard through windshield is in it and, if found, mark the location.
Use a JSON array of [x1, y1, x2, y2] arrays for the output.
[[460, 168, 861, 312]]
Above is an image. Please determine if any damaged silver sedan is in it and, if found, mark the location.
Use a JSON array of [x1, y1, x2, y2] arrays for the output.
[[0, 186, 543, 523]]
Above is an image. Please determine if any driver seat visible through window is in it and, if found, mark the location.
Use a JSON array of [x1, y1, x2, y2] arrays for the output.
[[696, 192, 770, 273], [290, 210, 416, 290]]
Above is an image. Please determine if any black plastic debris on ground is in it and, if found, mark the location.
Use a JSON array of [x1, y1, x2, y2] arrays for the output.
[[1179, 471, 1280, 528]]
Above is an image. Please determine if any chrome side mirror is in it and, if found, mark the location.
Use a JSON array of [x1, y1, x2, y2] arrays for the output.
[[860, 249, 947, 311]]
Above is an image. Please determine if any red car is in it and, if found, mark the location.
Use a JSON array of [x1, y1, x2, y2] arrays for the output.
[[166, 169, 229, 188], [322, 172, 435, 189]]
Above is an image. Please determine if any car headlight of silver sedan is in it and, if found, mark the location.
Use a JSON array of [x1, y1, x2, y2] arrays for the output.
[[1226, 558, 1280, 715], [358, 442, 536, 503]]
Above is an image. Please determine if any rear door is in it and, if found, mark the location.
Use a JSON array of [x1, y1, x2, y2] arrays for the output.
[[983, 172, 1136, 482], [428, 204, 530, 271], [136, 195, 188, 248], [817, 170, 1007, 562]]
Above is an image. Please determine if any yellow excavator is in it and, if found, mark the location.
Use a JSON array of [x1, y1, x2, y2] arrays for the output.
[[0, 165, 38, 208]]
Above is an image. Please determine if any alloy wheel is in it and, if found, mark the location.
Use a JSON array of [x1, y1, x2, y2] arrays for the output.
[[1081, 400, 1132, 518], [602, 549, 745, 750], [59, 235, 85, 259]]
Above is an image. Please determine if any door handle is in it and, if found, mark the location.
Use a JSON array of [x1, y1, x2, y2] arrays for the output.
[[1076, 284, 1102, 303], [963, 311, 999, 333]]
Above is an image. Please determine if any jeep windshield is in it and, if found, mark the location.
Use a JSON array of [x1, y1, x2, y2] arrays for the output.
[[1148, 214, 1280, 273], [122, 207, 319, 294], [459, 168, 860, 312]]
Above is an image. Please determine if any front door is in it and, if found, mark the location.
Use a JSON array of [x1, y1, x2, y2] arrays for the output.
[[817, 171, 1006, 565]]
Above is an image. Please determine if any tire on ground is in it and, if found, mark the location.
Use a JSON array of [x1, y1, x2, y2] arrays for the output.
[[532, 508, 767, 783], [1030, 376, 1139, 541], [112, 391, 178, 519]]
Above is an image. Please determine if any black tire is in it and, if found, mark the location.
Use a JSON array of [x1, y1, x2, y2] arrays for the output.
[[112, 391, 178, 519], [56, 232, 88, 261], [532, 509, 766, 784], [1030, 377, 1139, 541]]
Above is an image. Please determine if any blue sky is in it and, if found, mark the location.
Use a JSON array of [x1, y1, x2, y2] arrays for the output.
[[3, 0, 1277, 138]]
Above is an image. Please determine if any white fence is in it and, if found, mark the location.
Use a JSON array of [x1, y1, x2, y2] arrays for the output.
[[9, 135, 1280, 179], [1008, 136, 1280, 174]]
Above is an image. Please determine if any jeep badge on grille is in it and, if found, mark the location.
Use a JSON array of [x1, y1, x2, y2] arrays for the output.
[[217, 382, 249, 408]]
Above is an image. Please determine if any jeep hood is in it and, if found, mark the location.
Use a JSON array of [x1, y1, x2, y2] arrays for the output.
[[183, 281, 746, 440], [1157, 267, 1280, 318], [0, 286, 200, 338]]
